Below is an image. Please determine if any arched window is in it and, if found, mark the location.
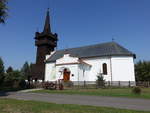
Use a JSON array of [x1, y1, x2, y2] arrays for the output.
[[102, 63, 107, 75]]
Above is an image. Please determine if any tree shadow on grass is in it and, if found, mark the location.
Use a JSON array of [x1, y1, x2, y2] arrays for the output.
[[0, 87, 23, 97], [0, 91, 9, 96]]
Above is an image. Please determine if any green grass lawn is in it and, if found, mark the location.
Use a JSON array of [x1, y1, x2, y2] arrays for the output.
[[0, 98, 149, 113], [32, 88, 150, 99]]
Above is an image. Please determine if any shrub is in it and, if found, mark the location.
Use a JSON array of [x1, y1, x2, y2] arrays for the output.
[[43, 82, 56, 90], [132, 87, 141, 95], [96, 73, 105, 88]]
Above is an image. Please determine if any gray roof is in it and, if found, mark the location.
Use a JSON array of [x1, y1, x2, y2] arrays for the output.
[[46, 42, 135, 63]]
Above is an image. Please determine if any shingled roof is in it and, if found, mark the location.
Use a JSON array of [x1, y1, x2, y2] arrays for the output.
[[46, 42, 135, 63]]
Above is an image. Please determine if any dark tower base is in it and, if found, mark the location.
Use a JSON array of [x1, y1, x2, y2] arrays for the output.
[[30, 64, 45, 81]]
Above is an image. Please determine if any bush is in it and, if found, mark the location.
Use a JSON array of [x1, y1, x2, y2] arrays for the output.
[[132, 87, 141, 95], [96, 73, 105, 88], [43, 82, 56, 90]]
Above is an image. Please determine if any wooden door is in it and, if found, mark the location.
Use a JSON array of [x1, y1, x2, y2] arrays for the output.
[[63, 70, 70, 81]]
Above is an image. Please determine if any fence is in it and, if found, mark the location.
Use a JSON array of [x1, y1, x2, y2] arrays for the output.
[[136, 81, 150, 87], [62, 81, 136, 89], [27, 81, 150, 89]]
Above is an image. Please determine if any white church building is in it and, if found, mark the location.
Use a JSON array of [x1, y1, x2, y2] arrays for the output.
[[45, 42, 136, 85]]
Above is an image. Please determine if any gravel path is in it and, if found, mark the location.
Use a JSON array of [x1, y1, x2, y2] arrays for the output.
[[1, 92, 150, 111]]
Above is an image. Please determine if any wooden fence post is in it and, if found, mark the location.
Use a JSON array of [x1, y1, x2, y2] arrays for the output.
[[147, 81, 149, 87], [84, 81, 86, 88], [118, 81, 120, 87], [128, 81, 131, 87]]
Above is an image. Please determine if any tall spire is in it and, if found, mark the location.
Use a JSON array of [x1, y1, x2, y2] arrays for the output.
[[43, 8, 51, 33]]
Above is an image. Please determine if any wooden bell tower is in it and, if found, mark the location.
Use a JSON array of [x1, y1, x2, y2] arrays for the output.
[[31, 9, 58, 81]]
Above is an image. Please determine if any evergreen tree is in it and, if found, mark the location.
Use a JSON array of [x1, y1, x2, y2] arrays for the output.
[[0, 0, 8, 23], [21, 62, 30, 80], [6, 66, 13, 73], [0, 57, 5, 85], [135, 60, 150, 81]]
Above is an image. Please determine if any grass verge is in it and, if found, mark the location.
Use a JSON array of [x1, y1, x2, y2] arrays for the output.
[[0, 98, 149, 113], [32, 88, 150, 99]]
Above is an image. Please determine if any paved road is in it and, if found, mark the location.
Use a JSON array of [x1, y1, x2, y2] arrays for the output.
[[1, 92, 150, 111]]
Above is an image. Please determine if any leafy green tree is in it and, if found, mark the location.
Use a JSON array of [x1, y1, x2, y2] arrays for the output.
[[6, 66, 13, 73], [0, 0, 8, 23], [0, 57, 5, 85], [135, 60, 150, 81]]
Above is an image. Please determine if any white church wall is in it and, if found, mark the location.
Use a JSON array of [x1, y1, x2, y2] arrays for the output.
[[45, 62, 56, 81], [78, 64, 87, 81], [83, 57, 112, 81], [77, 64, 92, 85], [111, 56, 135, 82], [45, 55, 135, 84]]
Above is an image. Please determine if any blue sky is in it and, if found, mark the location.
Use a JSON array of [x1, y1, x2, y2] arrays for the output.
[[0, 0, 150, 69]]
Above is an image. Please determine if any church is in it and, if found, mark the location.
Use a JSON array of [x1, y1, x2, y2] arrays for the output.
[[31, 10, 136, 85]]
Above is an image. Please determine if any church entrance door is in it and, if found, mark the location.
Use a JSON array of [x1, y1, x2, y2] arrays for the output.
[[63, 68, 70, 81]]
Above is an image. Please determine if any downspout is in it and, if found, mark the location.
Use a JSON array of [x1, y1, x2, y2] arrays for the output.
[[78, 64, 79, 86], [133, 56, 136, 85], [110, 56, 113, 83], [82, 64, 85, 80]]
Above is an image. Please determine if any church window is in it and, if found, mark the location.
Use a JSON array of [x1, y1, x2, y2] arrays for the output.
[[102, 63, 107, 75]]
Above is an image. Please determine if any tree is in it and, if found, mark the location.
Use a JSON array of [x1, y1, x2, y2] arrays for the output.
[[0, 57, 5, 85], [21, 62, 31, 80], [135, 60, 150, 81], [6, 66, 13, 73], [0, 0, 8, 23], [4, 70, 26, 89]]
